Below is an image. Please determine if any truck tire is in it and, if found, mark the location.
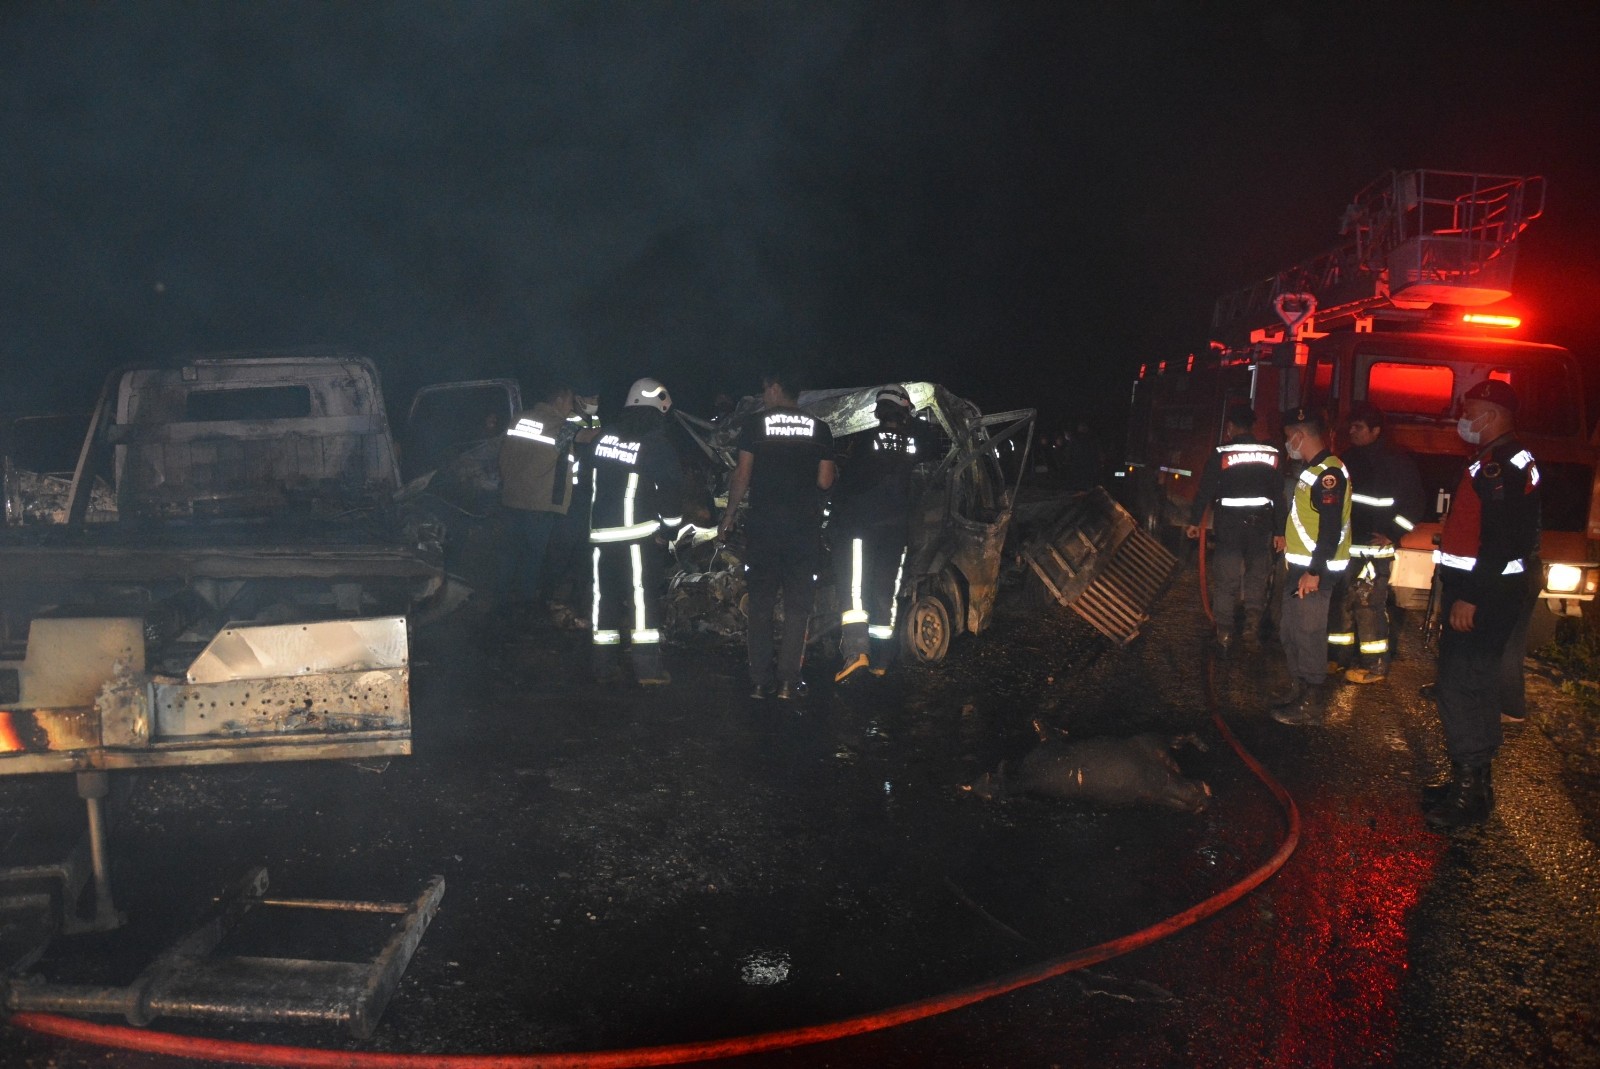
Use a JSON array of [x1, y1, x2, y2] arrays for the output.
[[901, 593, 952, 664]]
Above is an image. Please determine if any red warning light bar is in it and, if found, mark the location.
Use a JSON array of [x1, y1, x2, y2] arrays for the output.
[[1462, 313, 1522, 329]]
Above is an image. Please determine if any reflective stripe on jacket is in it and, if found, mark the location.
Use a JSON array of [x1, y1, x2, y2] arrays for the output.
[[1284, 454, 1351, 573]]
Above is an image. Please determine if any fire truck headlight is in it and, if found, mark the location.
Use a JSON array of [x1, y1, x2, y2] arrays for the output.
[[1545, 563, 1584, 594]]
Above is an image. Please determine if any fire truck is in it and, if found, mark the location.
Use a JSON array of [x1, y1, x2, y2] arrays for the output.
[[1123, 170, 1599, 626]]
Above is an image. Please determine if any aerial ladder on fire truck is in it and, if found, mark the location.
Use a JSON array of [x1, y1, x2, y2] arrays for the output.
[[1211, 170, 1545, 347]]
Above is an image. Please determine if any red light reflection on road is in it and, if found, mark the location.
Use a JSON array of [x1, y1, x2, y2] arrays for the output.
[[1267, 794, 1443, 1066]]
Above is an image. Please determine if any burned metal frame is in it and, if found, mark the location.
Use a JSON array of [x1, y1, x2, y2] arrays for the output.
[[1, 615, 410, 927], [4, 867, 445, 1039], [0, 615, 433, 1035]]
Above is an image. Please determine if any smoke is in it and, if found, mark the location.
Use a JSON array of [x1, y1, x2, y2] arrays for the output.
[[1, 2, 1009, 410], [2, 1, 1597, 426]]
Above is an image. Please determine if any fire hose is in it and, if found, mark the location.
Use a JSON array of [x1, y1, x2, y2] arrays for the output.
[[11, 665, 1300, 1068]]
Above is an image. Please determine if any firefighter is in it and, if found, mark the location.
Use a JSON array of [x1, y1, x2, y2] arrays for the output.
[[1270, 407, 1351, 726], [547, 384, 604, 630], [717, 371, 836, 700], [1327, 403, 1424, 683], [498, 383, 580, 620], [588, 378, 683, 686], [1184, 404, 1282, 653], [1424, 379, 1541, 831], [830, 384, 936, 682]]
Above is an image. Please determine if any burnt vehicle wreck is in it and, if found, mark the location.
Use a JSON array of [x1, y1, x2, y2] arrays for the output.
[[0, 351, 448, 666], [0, 352, 447, 1036], [672, 383, 1177, 660]]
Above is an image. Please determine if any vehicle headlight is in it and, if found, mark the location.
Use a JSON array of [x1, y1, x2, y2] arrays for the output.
[[1546, 563, 1584, 594]]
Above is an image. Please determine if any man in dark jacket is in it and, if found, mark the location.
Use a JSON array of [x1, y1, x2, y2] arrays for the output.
[[718, 371, 836, 701], [588, 378, 683, 686], [1424, 379, 1541, 830], [498, 383, 578, 620], [1329, 403, 1425, 684], [1185, 404, 1282, 652]]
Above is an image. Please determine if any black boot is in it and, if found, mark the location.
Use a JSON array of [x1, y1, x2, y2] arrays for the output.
[[1241, 613, 1263, 652], [1421, 762, 1467, 813], [1425, 763, 1493, 831], [1272, 682, 1327, 726], [1269, 679, 1306, 709]]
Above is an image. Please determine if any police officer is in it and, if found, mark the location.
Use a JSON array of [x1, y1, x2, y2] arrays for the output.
[[1328, 403, 1424, 684], [1270, 407, 1351, 726], [830, 384, 936, 682], [1184, 404, 1281, 653], [1424, 379, 1541, 831], [588, 378, 683, 686], [718, 371, 836, 700], [498, 383, 580, 620]]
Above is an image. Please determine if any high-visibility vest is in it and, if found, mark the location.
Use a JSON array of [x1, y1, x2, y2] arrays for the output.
[[1284, 455, 1351, 572]]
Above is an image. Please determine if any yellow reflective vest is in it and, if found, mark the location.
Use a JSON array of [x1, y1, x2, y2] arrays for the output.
[[1284, 453, 1351, 574]]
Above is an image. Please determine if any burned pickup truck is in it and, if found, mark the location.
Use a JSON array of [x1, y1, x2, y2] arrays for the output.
[[672, 383, 1177, 662], [0, 351, 448, 666]]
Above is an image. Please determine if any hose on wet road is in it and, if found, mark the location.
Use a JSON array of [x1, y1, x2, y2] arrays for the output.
[[10, 662, 1299, 1068]]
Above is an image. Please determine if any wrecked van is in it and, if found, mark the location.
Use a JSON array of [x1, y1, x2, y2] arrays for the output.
[[674, 383, 1036, 663]]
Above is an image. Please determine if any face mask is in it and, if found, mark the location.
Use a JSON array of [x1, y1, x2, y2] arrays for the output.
[[1457, 415, 1485, 445], [579, 400, 599, 416], [1286, 434, 1304, 462]]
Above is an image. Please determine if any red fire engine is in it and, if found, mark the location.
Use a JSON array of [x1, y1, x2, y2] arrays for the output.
[[1123, 170, 1599, 623]]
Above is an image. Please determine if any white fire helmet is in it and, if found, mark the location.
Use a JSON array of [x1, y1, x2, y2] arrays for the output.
[[626, 377, 671, 411], [875, 384, 912, 411]]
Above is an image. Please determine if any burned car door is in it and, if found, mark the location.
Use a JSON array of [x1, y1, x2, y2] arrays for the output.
[[400, 379, 522, 498]]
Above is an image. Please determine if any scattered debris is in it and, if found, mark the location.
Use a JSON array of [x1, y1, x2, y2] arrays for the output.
[[740, 949, 791, 986]]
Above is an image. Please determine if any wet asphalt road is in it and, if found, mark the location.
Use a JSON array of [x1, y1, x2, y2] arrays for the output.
[[3, 566, 1600, 1068]]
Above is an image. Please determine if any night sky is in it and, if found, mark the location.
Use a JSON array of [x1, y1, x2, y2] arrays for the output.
[[4, 1, 1599, 435]]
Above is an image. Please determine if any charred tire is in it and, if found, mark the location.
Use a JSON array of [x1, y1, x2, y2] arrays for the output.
[[902, 593, 953, 664]]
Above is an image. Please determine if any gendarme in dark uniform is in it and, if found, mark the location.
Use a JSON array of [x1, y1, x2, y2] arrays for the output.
[[1425, 379, 1541, 831], [1271, 406, 1351, 726], [718, 373, 836, 700], [1186, 403, 1282, 652]]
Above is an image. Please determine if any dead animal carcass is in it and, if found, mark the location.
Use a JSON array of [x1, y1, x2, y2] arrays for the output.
[[966, 723, 1211, 813]]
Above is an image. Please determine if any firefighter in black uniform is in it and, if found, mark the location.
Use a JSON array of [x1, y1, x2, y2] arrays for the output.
[[1185, 404, 1282, 653], [718, 371, 836, 700], [588, 378, 683, 686], [1425, 379, 1541, 831], [830, 384, 936, 682], [1327, 402, 1424, 684]]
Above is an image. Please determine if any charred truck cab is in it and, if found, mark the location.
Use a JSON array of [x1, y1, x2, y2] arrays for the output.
[[1125, 170, 1599, 622], [0, 350, 448, 665]]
